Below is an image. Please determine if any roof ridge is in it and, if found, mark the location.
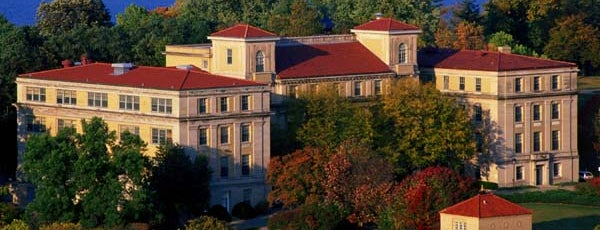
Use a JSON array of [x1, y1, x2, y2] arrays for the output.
[[244, 24, 249, 38], [178, 69, 191, 90], [387, 18, 392, 30]]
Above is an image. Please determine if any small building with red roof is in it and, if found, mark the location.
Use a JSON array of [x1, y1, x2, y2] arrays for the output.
[[439, 193, 532, 230]]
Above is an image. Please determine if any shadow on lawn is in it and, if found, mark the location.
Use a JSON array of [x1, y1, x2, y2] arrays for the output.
[[534, 215, 600, 230]]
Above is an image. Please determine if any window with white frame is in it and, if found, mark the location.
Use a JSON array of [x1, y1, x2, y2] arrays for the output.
[[533, 76, 541, 91], [26, 87, 46, 102], [515, 78, 522, 92], [151, 98, 172, 114], [374, 80, 382, 95], [515, 105, 522, 123], [198, 98, 208, 114], [151, 128, 172, 145], [226, 49, 233, 64], [533, 104, 541, 121], [551, 75, 560, 90], [57, 119, 76, 131], [56, 89, 77, 105], [516, 166, 524, 180], [242, 154, 251, 176], [198, 127, 208, 146], [453, 221, 467, 230], [220, 126, 229, 144], [553, 163, 561, 177], [220, 97, 229, 112], [443, 75, 449, 90], [241, 95, 250, 111], [354, 81, 362, 96], [459, 77, 465, 91], [475, 78, 481, 92], [552, 102, 560, 119], [399, 43, 407, 63], [256, 51, 264, 72], [241, 123, 251, 143], [88, 92, 107, 108], [26, 116, 46, 132], [119, 95, 140, 111]]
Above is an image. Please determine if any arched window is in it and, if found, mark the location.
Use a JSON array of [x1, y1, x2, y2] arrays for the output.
[[255, 51, 265, 72], [399, 43, 407, 64]]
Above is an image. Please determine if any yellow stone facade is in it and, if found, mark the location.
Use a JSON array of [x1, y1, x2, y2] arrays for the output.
[[440, 213, 532, 230]]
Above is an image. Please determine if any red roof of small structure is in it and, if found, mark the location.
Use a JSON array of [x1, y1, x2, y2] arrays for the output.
[[210, 24, 277, 38], [353, 17, 420, 31], [418, 48, 576, 71], [19, 63, 264, 90], [440, 193, 532, 218], [276, 42, 394, 79]]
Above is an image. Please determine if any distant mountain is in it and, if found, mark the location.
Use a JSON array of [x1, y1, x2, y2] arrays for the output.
[[0, 0, 488, 26]]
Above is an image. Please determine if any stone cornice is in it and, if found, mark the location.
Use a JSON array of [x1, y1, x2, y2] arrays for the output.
[[276, 73, 395, 85]]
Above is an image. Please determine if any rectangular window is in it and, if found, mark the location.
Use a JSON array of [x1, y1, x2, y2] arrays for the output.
[[475, 78, 481, 92], [443, 75, 449, 90], [515, 133, 522, 154], [88, 92, 108, 108], [56, 89, 77, 105], [533, 76, 541, 91], [552, 102, 560, 119], [26, 116, 46, 133], [374, 80, 382, 95], [552, 75, 559, 90], [242, 154, 250, 176], [515, 105, 522, 123], [474, 105, 482, 122], [26, 87, 46, 102], [453, 221, 467, 230], [198, 98, 207, 114], [226, 49, 232, 64], [459, 77, 465, 91], [354, 81, 362, 96], [57, 119, 75, 131], [515, 78, 522, 92], [241, 95, 250, 111], [198, 128, 208, 146], [241, 123, 250, 143], [220, 97, 228, 113], [553, 163, 561, 177], [151, 128, 172, 145], [243, 188, 252, 204], [533, 131, 541, 152], [151, 98, 172, 114], [119, 125, 140, 138], [533, 104, 541, 121], [220, 126, 229, 144], [552, 130, 559, 151], [516, 166, 524, 180], [220, 156, 229, 178], [119, 95, 140, 111]]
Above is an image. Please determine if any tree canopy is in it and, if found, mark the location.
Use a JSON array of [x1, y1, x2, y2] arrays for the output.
[[36, 0, 112, 36]]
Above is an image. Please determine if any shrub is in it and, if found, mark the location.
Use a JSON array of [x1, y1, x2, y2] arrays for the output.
[[206, 205, 231, 222], [253, 200, 270, 216], [184, 216, 228, 230], [0, 203, 21, 227], [267, 203, 348, 230], [499, 189, 600, 206], [39, 222, 82, 230], [478, 181, 498, 190], [231, 202, 256, 220], [2, 219, 29, 230], [576, 178, 600, 196]]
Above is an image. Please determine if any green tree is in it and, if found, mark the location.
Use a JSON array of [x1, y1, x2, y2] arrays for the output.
[[453, 0, 481, 25], [486, 31, 513, 51], [374, 79, 475, 177], [544, 14, 600, 75], [36, 0, 111, 37], [453, 21, 484, 50], [22, 117, 152, 228], [150, 142, 211, 229], [267, 0, 322, 36]]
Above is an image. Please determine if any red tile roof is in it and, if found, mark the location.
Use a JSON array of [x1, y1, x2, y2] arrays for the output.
[[418, 48, 577, 71], [210, 24, 277, 38], [19, 63, 265, 90], [275, 42, 394, 79], [440, 193, 532, 218], [353, 17, 420, 31]]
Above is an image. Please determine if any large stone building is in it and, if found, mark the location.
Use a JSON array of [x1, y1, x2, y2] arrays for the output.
[[419, 48, 579, 187], [15, 63, 271, 210]]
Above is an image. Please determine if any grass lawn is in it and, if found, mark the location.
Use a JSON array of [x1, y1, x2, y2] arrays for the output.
[[578, 76, 600, 90], [522, 203, 600, 230]]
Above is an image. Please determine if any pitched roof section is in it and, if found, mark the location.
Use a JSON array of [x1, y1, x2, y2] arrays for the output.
[[353, 17, 420, 31], [440, 193, 532, 218], [418, 48, 577, 71], [275, 42, 394, 79], [210, 23, 277, 38], [19, 63, 264, 90]]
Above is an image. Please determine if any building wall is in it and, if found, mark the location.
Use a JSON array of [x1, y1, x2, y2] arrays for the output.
[[440, 214, 479, 230], [440, 213, 532, 230], [424, 66, 579, 187], [165, 44, 212, 71]]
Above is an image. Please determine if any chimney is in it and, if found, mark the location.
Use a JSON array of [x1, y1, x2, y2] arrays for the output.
[[61, 59, 73, 68], [497, 46, 511, 54], [112, 63, 134, 75], [176, 64, 193, 70], [80, 54, 91, 65], [374, 12, 383, 20]]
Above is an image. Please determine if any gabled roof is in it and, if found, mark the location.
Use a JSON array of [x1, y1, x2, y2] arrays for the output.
[[210, 24, 277, 38], [418, 48, 577, 72], [440, 193, 532, 218], [353, 17, 420, 31], [19, 63, 265, 90], [275, 42, 394, 79]]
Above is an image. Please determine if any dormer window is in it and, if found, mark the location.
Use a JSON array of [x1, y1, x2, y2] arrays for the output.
[[399, 43, 407, 64], [256, 51, 264, 72]]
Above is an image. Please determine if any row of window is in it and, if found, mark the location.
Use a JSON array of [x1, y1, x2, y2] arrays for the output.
[[514, 130, 560, 153], [514, 103, 560, 123], [515, 163, 561, 180], [288, 80, 383, 97], [228, 49, 265, 73], [220, 154, 252, 178], [443, 75, 561, 92], [25, 87, 254, 114], [198, 124, 252, 146]]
